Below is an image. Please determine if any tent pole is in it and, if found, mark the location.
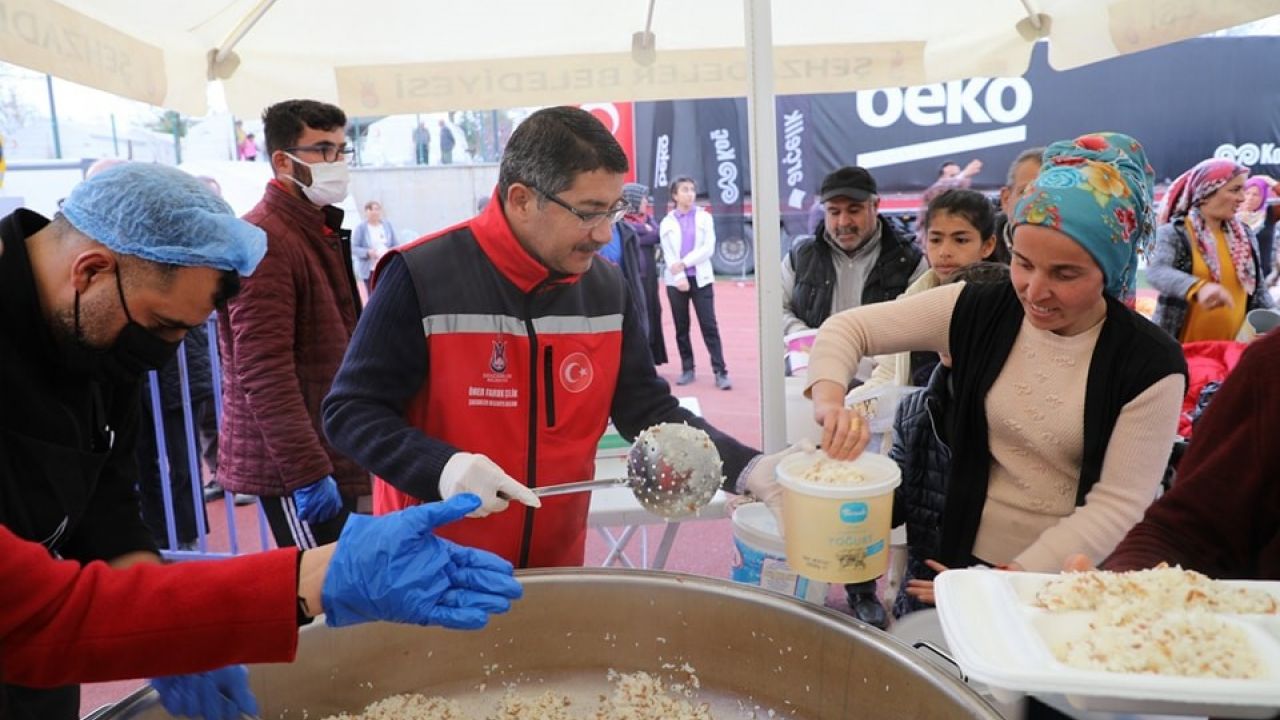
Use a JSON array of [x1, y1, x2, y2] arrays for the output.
[[744, 0, 786, 453], [1019, 0, 1044, 31], [213, 0, 280, 66], [45, 75, 62, 160]]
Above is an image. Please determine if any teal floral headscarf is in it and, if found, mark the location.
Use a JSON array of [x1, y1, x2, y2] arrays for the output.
[[1014, 132, 1155, 300]]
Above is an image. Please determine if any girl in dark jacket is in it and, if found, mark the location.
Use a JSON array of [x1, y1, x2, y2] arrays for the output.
[[886, 262, 1010, 618]]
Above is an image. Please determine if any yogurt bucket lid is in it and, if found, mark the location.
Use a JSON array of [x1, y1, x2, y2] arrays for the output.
[[776, 450, 902, 499], [731, 502, 787, 555]]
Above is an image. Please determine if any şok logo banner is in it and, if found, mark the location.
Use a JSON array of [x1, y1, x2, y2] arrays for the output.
[[695, 97, 746, 219]]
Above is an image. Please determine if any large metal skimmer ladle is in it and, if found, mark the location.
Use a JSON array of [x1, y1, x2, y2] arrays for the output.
[[532, 423, 723, 519]]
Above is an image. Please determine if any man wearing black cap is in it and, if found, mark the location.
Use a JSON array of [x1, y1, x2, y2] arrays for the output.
[[779, 166, 925, 630], [782, 166, 926, 338]]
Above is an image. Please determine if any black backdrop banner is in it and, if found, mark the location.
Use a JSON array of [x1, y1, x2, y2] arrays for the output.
[[776, 95, 817, 222], [648, 100, 675, 223], [636, 36, 1280, 233]]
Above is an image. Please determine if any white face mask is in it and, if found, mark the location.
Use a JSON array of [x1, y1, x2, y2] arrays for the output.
[[285, 152, 350, 206]]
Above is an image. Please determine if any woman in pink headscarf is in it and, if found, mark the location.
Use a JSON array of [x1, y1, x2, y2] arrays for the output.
[[1147, 158, 1274, 342], [1239, 175, 1275, 276]]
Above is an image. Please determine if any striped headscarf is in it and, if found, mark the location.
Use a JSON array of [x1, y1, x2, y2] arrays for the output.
[[1158, 159, 1255, 296]]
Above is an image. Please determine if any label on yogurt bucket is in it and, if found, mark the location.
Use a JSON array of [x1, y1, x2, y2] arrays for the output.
[[839, 501, 869, 524]]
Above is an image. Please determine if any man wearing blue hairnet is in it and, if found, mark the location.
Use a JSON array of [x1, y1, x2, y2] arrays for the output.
[[0, 162, 267, 720], [0, 163, 525, 720]]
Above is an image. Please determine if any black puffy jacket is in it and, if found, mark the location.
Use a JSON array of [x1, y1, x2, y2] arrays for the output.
[[888, 363, 952, 618]]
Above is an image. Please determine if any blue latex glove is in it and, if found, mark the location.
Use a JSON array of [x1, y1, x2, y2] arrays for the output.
[[150, 665, 257, 720], [322, 493, 523, 629], [293, 475, 341, 524]]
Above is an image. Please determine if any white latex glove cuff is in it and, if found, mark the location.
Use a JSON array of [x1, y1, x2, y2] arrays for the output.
[[437, 451, 472, 500]]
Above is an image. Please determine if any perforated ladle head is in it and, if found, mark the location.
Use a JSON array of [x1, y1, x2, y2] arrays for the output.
[[530, 423, 724, 519], [624, 422, 723, 519]]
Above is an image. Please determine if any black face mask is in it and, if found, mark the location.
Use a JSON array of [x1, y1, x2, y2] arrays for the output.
[[68, 269, 181, 384]]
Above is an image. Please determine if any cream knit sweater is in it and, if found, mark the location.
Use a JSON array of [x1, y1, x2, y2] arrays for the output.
[[806, 283, 1184, 572]]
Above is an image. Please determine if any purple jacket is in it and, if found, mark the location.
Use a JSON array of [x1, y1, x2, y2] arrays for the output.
[[216, 181, 368, 497]]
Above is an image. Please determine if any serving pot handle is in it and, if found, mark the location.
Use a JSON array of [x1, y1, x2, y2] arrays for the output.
[[913, 641, 968, 684]]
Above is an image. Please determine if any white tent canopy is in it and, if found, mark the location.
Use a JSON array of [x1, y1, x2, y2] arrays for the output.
[[6, 1, 1277, 117], [5, 0, 1278, 450]]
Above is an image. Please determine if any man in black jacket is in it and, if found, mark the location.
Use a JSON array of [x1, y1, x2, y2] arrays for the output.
[[781, 166, 927, 337], [779, 166, 926, 629], [0, 163, 265, 719]]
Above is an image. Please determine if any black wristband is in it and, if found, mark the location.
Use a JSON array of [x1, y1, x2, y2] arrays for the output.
[[294, 549, 311, 626]]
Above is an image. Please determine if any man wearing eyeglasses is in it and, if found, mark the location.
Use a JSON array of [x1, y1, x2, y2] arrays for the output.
[[216, 99, 368, 552], [323, 106, 782, 569]]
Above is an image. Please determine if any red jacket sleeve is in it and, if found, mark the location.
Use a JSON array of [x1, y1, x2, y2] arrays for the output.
[[0, 527, 299, 686]]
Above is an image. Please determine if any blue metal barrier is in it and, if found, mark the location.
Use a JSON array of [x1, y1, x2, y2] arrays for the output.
[[204, 311, 272, 554], [145, 314, 272, 560]]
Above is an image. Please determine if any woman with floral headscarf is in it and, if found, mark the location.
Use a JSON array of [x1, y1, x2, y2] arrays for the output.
[[1147, 159, 1274, 342], [748, 134, 1187, 610]]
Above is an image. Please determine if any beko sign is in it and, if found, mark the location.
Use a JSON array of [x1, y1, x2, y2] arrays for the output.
[[851, 77, 1034, 170], [855, 78, 1034, 128]]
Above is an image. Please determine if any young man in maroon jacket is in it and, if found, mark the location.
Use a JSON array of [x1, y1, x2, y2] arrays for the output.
[[217, 99, 368, 551]]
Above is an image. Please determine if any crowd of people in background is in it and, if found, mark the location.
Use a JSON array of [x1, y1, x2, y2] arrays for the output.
[[237, 114, 464, 167]]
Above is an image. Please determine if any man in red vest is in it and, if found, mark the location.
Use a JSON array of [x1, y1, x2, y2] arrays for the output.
[[324, 106, 782, 569]]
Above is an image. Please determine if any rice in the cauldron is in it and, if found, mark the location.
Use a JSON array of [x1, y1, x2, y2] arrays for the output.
[[322, 669, 713, 719]]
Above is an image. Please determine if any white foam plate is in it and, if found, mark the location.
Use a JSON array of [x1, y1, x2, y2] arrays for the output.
[[935, 569, 1280, 718]]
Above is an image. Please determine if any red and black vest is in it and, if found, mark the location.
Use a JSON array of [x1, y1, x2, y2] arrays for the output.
[[372, 198, 628, 568]]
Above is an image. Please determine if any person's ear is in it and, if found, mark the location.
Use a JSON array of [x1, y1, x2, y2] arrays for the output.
[[69, 248, 116, 293], [505, 184, 537, 221], [981, 234, 998, 259], [270, 149, 294, 177]]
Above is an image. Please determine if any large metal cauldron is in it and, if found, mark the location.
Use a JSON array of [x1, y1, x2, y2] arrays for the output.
[[92, 569, 1000, 719]]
